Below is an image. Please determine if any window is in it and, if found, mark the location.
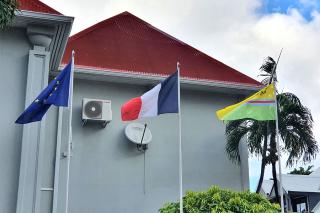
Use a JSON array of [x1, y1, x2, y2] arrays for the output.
[[292, 195, 309, 212], [296, 202, 306, 212]]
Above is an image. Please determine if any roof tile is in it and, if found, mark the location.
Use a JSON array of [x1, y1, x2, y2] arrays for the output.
[[19, 0, 62, 15], [63, 12, 260, 86]]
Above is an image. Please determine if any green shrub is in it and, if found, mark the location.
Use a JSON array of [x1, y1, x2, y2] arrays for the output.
[[0, 0, 18, 29], [159, 186, 280, 213]]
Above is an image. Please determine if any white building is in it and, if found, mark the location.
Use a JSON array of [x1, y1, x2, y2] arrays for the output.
[[262, 168, 320, 212]]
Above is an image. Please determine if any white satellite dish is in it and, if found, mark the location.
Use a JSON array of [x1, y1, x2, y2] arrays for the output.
[[125, 123, 152, 145]]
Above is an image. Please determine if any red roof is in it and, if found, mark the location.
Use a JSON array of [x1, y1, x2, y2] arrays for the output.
[[62, 12, 260, 86], [19, 0, 62, 15]]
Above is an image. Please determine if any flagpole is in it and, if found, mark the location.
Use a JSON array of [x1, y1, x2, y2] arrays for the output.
[[271, 49, 284, 213], [269, 49, 283, 85], [274, 96, 284, 213], [65, 50, 75, 213], [177, 62, 183, 213]]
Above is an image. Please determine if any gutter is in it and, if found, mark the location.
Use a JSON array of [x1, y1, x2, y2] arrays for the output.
[[52, 66, 262, 95]]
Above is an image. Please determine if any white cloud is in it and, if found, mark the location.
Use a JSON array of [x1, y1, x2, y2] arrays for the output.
[[41, 0, 320, 180]]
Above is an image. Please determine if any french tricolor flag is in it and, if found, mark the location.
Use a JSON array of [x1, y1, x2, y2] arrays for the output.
[[121, 71, 179, 121]]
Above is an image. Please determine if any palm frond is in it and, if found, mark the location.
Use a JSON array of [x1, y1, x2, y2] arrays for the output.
[[259, 57, 277, 84], [225, 120, 249, 164], [0, 0, 19, 29], [260, 57, 276, 74], [277, 93, 318, 166], [225, 120, 268, 164], [247, 121, 266, 155]]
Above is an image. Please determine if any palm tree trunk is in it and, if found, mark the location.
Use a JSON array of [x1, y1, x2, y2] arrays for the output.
[[271, 161, 280, 203], [270, 133, 280, 203], [256, 125, 268, 193], [255, 149, 267, 193]]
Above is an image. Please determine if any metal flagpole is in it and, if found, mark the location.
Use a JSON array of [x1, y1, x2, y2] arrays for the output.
[[177, 62, 183, 213], [274, 95, 285, 213], [65, 50, 75, 213], [271, 49, 285, 213]]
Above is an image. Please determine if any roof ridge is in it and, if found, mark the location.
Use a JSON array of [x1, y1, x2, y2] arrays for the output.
[[69, 11, 129, 42], [70, 11, 185, 43]]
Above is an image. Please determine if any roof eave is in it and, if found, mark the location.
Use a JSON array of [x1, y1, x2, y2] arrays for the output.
[[53, 66, 262, 95], [288, 190, 320, 194], [12, 10, 74, 71]]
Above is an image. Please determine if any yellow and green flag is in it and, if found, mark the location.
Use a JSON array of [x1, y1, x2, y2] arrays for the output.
[[216, 83, 276, 121]]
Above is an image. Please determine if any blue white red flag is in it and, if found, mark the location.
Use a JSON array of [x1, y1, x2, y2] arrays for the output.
[[121, 71, 179, 121]]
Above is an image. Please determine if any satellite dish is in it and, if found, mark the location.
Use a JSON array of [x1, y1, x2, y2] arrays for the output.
[[125, 123, 152, 145]]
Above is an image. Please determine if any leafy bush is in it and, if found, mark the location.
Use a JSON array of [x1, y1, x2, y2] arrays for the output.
[[159, 186, 280, 213], [0, 0, 18, 29]]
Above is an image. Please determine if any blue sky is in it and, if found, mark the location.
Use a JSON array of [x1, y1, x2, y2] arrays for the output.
[[259, 0, 320, 21]]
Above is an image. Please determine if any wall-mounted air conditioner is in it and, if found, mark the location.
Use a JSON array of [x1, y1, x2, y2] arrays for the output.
[[82, 98, 112, 128]]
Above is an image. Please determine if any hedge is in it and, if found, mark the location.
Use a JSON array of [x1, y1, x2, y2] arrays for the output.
[[159, 186, 280, 213]]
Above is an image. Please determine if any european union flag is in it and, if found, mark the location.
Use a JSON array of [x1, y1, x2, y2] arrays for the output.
[[15, 59, 73, 124]]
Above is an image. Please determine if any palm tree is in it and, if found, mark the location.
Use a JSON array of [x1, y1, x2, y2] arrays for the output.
[[0, 0, 18, 29], [289, 165, 314, 175], [226, 57, 276, 194], [225, 57, 318, 204]]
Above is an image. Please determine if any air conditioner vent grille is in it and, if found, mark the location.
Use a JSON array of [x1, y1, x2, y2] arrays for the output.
[[84, 101, 102, 119]]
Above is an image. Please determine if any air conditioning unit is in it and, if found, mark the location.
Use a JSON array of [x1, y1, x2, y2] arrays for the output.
[[82, 98, 112, 128]]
